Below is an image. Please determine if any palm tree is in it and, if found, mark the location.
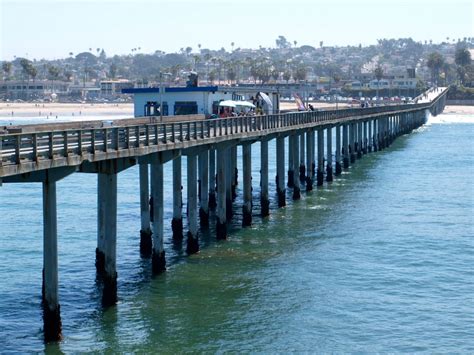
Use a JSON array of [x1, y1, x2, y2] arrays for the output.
[[2, 62, 12, 80], [231, 42, 235, 52], [426, 52, 444, 86], [455, 47, 471, 84], [374, 66, 384, 105], [319, 41, 323, 49], [293, 40, 298, 48]]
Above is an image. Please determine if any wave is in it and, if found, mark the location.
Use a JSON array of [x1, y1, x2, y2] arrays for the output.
[[426, 112, 474, 125]]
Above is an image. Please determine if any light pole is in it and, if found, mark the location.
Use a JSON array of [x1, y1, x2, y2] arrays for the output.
[[159, 72, 171, 122]]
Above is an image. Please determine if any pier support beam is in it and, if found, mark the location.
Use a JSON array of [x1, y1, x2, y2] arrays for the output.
[[42, 177, 62, 342], [231, 146, 238, 200], [317, 129, 324, 186], [172, 156, 183, 241], [292, 133, 301, 200], [208, 149, 217, 209], [260, 139, 270, 217], [350, 123, 356, 163], [363, 121, 368, 154], [368, 120, 373, 152], [343, 124, 349, 169], [242, 143, 252, 226], [287, 135, 294, 188], [335, 125, 342, 175], [373, 119, 378, 152], [326, 127, 333, 182], [299, 132, 306, 183], [305, 130, 313, 190], [96, 171, 118, 306], [198, 151, 209, 227], [225, 146, 233, 220], [151, 158, 166, 274], [139, 163, 152, 257], [276, 136, 286, 207], [187, 154, 199, 254], [216, 147, 227, 239], [357, 122, 363, 159]]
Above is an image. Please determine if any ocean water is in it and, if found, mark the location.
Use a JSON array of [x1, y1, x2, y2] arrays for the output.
[[0, 111, 473, 353]]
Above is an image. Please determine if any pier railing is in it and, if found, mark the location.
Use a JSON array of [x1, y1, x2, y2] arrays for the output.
[[0, 92, 445, 178]]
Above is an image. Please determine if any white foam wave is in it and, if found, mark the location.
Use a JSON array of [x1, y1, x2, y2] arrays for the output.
[[426, 112, 474, 125]]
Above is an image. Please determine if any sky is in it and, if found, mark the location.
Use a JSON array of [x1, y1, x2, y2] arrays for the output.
[[0, 0, 472, 61]]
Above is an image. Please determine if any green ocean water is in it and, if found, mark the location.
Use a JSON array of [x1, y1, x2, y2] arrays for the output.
[[0, 111, 473, 352]]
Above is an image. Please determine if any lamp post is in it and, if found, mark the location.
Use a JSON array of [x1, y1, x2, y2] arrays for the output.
[[159, 72, 171, 122]]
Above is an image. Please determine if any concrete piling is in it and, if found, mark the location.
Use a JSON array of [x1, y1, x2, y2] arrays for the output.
[[317, 129, 324, 186], [242, 143, 252, 226], [216, 147, 227, 239], [186, 154, 199, 254], [208, 149, 217, 209], [350, 123, 356, 163], [335, 124, 342, 175], [172, 156, 183, 241], [292, 134, 301, 199], [139, 163, 152, 256], [287, 135, 294, 188], [343, 124, 349, 169], [151, 158, 166, 274], [198, 151, 209, 227], [276, 136, 286, 207], [299, 132, 306, 184], [305, 130, 314, 190], [42, 178, 62, 342], [260, 139, 270, 217], [326, 127, 333, 182]]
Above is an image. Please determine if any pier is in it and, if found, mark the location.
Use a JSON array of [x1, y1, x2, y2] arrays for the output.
[[0, 88, 447, 342]]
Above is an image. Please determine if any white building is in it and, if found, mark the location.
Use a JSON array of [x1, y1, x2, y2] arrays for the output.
[[122, 86, 280, 118]]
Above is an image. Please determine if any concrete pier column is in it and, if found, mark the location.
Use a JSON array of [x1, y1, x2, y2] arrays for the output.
[[363, 121, 368, 154], [242, 143, 252, 226], [350, 123, 356, 163], [225, 147, 233, 220], [287, 135, 294, 188], [198, 151, 209, 227], [139, 163, 152, 256], [317, 129, 324, 186], [96, 171, 118, 306], [357, 121, 363, 159], [151, 159, 166, 274], [276, 136, 286, 207], [326, 127, 333, 182], [368, 120, 373, 152], [310, 130, 316, 177], [305, 130, 314, 190], [187, 154, 199, 254], [208, 149, 217, 209], [335, 124, 342, 175], [42, 178, 62, 341], [299, 132, 306, 183], [373, 119, 378, 152], [260, 139, 270, 217], [292, 134, 301, 199], [343, 124, 349, 169], [216, 147, 227, 239], [231, 146, 238, 200], [171, 156, 183, 241]]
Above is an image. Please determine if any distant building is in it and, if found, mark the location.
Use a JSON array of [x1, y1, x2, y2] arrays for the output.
[[0, 80, 69, 100], [122, 86, 280, 117], [100, 79, 133, 97]]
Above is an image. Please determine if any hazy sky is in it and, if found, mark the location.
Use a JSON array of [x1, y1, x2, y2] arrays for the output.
[[0, 0, 472, 60]]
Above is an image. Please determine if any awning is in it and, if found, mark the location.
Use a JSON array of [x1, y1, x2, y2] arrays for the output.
[[258, 92, 273, 108], [219, 100, 255, 108]]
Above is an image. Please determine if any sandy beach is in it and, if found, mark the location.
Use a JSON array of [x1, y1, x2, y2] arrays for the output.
[[0, 102, 472, 119], [0, 102, 134, 118]]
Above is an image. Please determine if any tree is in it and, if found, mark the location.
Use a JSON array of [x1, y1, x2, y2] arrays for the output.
[[2, 62, 12, 80], [231, 42, 235, 52], [276, 35, 290, 49], [455, 47, 471, 85], [48, 65, 61, 93], [426, 52, 444, 86], [283, 70, 291, 84], [374, 66, 384, 105], [208, 70, 217, 84], [319, 41, 324, 48], [294, 65, 307, 82], [109, 63, 117, 79], [293, 40, 298, 48]]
